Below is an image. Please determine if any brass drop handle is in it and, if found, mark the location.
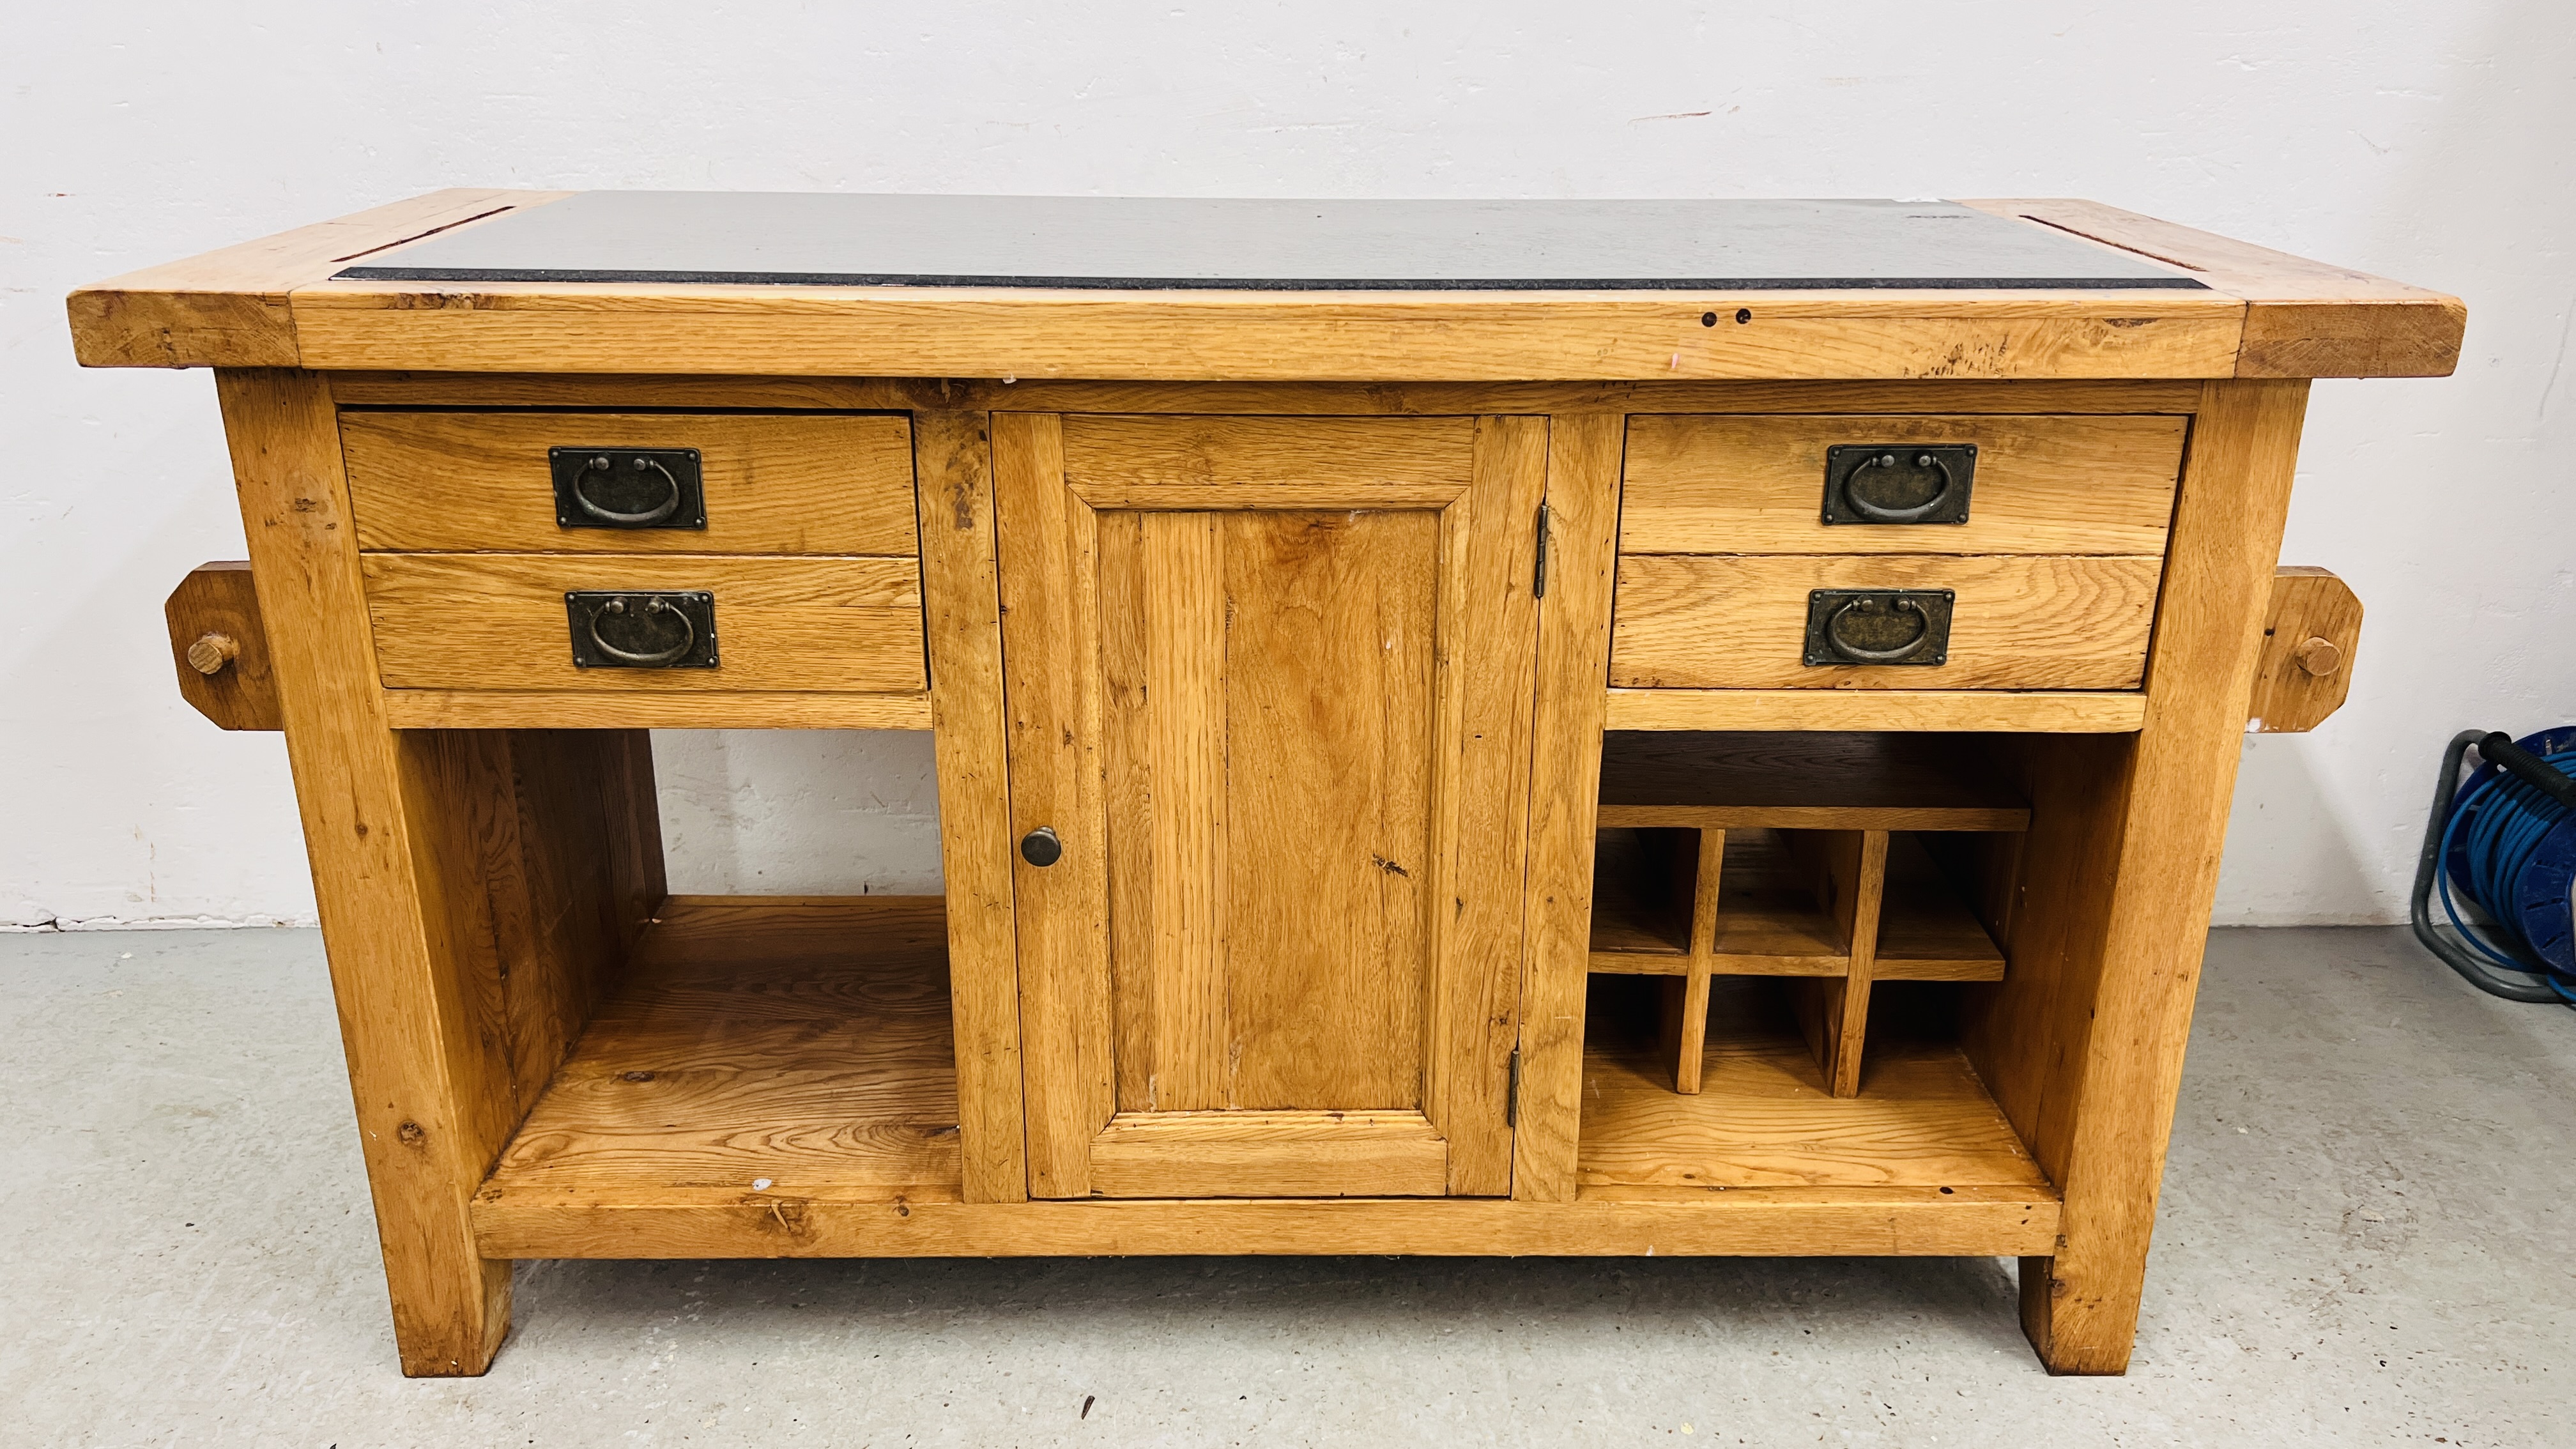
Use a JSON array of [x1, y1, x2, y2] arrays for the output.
[[1020, 826, 1064, 868], [569, 454, 684, 526], [1843, 451, 1958, 523], [1821, 595, 1938, 664], [586, 597, 696, 666], [186, 632, 240, 676]]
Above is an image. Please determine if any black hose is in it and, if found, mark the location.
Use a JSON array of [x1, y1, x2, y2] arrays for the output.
[[2410, 730, 2566, 1001]]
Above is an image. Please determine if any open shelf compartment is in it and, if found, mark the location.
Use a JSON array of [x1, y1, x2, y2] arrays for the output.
[[1588, 731, 2028, 1098], [1575, 975, 2048, 1196], [477, 896, 967, 1210]]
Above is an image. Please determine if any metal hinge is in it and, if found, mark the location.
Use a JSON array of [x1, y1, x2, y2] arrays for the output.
[[1533, 505, 1551, 599], [1506, 1047, 1522, 1127]]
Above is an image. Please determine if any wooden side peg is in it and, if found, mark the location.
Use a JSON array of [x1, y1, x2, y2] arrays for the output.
[[165, 560, 280, 730]]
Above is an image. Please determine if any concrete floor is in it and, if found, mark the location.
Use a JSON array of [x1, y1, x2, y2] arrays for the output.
[[2, 927, 2567, 1447]]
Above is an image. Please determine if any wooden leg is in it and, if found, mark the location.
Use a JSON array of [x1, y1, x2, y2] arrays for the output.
[[219, 369, 627, 1376], [1974, 380, 2312, 1374], [913, 411, 1029, 1203]]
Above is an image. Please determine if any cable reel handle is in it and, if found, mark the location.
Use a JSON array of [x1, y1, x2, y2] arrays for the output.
[[2480, 732, 2576, 812]]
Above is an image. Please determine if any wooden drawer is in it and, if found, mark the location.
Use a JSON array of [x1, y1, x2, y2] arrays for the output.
[[1611, 555, 2161, 690], [1619, 414, 2186, 556], [363, 555, 925, 692], [341, 411, 917, 555]]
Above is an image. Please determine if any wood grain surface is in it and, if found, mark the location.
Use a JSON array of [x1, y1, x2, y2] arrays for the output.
[[1088, 1112, 1450, 1198], [1603, 687, 2147, 733], [471, 1185, 2062, 1260], [2246, 565, 2363, 733], [1422, 415, 1551, 1193], [1511, 412, 1625, 1203], [217, 368, 516, 1376], [73, 192, 2461, 382], [1577, 1026, 2047, 1190], [913, 410, 1029, 1202], [1590, 829, 2005, 981], [361, 553, 924, 692], [1612, 554, 2163, 690], [1964, 379, 2315, 1375], [379, 689, 931, 730], [164, 560, 280, 730], [1100, 507, 1438, 1114], [70, 189, 569, 367], [284, 282, 2250, 381], [1788, 830, 1887, 1097], [1596, 731, 2029, 831], [1961, 199, 2465, 378], [1061, 414, 1476, 508], [342, 411, 917, 555], [468, 896, 2055, 1258], [993, 411, 1116, 1198], [1618, 413, 2185, 556], [326, 371, 2206, 417], [482, 898, 963, 1198], [1010, 411, 1538, 1199]]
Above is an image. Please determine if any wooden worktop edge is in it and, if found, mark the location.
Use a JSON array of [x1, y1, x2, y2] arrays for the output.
[[66, 188, 573, 368], [70, 189, 2460, 379], [1960, 198, 2466, 378], [280, 280, 2247, 381]]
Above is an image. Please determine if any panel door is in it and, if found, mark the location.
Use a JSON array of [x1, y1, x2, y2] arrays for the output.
[[996, 413, 1547, 1199]]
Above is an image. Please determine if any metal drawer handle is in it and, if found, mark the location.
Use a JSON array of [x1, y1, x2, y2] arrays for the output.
[[1843, 451, 1956, 524], [586, 596, 696, 666], [1823, 595, 1936, 663], [569, 454, 683, 526]]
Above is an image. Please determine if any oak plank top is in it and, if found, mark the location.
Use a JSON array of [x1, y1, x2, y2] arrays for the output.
[[68, 190, 2462, 379], [67, 188, 570, 368]]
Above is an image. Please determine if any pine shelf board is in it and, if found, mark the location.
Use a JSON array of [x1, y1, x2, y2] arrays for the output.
[[474, 896, 968, 1208], [471, 895, 2057, 1260], [1597, 730, 2030, 831], [1577, 990, 2048, 1192]]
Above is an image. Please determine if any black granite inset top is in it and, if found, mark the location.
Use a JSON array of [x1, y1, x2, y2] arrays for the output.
[[337, 194, 2202, 292]]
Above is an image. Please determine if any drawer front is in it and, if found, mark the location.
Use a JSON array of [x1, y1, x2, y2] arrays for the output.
[[342, 411, 917, 555], [1612, 555, 2161, 690], [1619, 414, 2186, 556], [364, 555, 925, 692]]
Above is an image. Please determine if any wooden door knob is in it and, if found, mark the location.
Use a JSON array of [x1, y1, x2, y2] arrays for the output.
[[2292, 635, 2342, 677], [186, 632, 241, 675]]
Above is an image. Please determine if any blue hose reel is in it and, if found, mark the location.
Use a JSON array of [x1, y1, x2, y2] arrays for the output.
[[2412, 728, 2576, 1005]]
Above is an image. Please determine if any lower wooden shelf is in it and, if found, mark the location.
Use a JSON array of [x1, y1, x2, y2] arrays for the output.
[[1575, 983, 2046, 1193], [477, 895, 969, 1208], [470, 894, 2057, 1260]]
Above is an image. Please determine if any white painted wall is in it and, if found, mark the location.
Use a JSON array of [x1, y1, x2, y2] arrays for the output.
[[6, 3, 2570, 928]]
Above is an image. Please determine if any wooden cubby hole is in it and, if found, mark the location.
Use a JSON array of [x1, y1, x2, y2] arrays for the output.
[[1587, 732, 2030, 1096]]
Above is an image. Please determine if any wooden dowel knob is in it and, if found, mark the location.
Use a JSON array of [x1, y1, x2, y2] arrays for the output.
[[2292, 635, 2342, 678], [187, 631, 241, 676]]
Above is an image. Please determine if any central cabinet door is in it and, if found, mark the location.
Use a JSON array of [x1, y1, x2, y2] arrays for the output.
[[995, 413, 1547, 1199]]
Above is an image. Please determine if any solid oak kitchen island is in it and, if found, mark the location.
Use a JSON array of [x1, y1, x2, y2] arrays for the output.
[[70, 192, 2460, 1376]]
